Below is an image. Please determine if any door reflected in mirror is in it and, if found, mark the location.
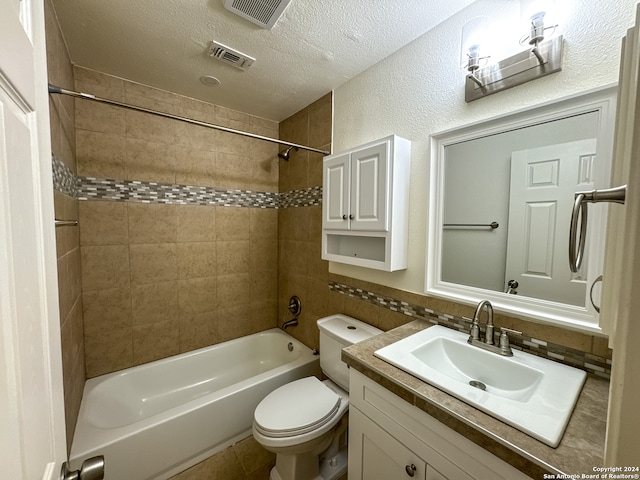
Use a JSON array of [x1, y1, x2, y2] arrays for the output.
[[442, 113, 597, 306], [427, 87, 617, 331]]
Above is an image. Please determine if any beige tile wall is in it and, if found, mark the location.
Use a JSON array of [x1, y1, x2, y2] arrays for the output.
[[75, 67, 280, 377], [46, 0, 85, 453], [277, 94, 334, 350]]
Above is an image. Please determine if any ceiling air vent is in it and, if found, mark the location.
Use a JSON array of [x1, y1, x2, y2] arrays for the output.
[[207, 41, 256, 70], [223, 0, 293, 30]]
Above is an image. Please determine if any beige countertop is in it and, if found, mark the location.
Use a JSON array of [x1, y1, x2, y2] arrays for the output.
[[342, 319, 609, 479]]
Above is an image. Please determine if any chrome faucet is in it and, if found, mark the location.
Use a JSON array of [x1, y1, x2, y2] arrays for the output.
[[468, 300, 521, 357], [471, 300, 494, 345], [282, 318, 298, 330], [282, 295, 301, 330]]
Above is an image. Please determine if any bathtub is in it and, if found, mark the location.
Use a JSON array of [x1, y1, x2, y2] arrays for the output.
[[69, 328, 320, 480]]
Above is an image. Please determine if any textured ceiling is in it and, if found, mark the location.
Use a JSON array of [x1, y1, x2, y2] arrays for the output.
[[51, 0, 474, 121]]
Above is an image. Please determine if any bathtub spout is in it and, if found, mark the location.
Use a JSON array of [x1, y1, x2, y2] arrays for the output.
[[282, 318, 298, 330]]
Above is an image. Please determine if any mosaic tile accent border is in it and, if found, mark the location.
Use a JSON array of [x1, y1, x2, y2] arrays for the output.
[[51, 155, 322, 208], [279, 186, 323, 208], [52, 155, 78, 198], [329, 281, 612, 379], [77, 176, 280, 208]]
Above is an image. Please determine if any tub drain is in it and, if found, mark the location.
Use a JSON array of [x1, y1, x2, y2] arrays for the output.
[[469, 380, 486, 391]]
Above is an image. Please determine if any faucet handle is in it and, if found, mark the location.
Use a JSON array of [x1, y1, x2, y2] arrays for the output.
[[498, 327, 522, 356], [499, 327, 522, 336], [464, 316, 481, 341]]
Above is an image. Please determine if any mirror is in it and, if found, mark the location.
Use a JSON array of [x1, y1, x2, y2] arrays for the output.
[[426, 86, 617, 332]]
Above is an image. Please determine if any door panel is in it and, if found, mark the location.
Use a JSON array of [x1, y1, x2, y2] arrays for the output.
[[350, 142, 389, 231], [0, 0, 67, 478], [350, 408, 426, 480], [323, 153, 350, 230], [505, 139, 595, 305], [602, 3, 640, 465]]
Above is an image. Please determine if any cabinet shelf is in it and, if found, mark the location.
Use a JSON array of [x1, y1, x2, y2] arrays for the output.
[[325, 234, 386, 267]]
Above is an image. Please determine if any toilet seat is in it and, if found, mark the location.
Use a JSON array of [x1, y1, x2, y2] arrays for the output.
[[254, 377, 342, 438]]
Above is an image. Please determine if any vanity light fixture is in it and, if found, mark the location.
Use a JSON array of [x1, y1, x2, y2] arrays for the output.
[[464, 0, 563, 103], [460, 16, 492, 88]]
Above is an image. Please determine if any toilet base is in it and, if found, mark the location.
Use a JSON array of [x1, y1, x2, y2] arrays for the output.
[[319, 448, 348, 480], [269, 447, 348, 480]]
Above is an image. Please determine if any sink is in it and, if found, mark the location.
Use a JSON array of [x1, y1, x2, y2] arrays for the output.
[[374, 325, 586, 447]]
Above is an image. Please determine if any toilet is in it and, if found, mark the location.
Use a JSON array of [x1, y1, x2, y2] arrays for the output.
[[252, 314, 382, 480]]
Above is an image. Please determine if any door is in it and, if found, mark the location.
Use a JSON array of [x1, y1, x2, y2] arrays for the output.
[[505, 139, 596, 306], [322, 152, 350, 230], [0, 0, 67, 478], [350, 141, 389, 231], [601, 3, 640, 465]]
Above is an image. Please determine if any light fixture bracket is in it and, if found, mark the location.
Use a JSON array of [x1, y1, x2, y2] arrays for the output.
[[465, 35, 563, 103]]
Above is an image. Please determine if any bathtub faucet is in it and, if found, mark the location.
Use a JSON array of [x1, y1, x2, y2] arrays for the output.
[[282, 318, 298, 330]]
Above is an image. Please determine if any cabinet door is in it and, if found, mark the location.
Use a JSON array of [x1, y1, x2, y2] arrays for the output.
[[349, 407, 427, 480], [322, 152, 351, 230], [426, 465, 449, 480], [350, 141, 389, 231]]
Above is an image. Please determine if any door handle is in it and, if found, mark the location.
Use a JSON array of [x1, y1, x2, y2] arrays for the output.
[[60, 456, 105, 480]]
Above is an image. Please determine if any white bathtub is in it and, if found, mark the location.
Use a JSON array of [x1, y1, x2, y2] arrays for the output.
[[69, 328, 320, 480]]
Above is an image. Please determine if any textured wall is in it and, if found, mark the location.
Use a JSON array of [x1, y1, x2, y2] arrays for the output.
[[332, 0, 637, 294]]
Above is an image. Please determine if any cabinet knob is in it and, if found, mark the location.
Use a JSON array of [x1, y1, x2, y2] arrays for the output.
[[405, 464, 417, 477], [349, 214, 354, 219], [342, 214, 347, 220]]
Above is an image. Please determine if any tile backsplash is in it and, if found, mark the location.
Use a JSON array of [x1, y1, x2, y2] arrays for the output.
[[329, 280, 612, 378]]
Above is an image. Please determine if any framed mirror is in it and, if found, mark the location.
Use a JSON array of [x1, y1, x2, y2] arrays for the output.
[[426, 86, 617, 332]]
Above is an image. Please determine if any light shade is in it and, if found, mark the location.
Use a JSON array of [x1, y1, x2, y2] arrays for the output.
[[460, 16, 492, 69], [521, 0, 557, 44]]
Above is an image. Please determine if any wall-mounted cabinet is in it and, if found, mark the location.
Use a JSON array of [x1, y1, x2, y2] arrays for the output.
[[322, 135, 410, 271]]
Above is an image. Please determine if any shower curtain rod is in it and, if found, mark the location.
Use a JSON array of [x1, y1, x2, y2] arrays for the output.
[[47, 84, 331, 155]]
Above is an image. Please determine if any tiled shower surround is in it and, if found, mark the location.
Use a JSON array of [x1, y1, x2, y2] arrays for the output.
[[71, 66, 286, 378]]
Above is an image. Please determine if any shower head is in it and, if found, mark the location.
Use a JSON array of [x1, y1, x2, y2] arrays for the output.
[[278, 146, 298, 161]]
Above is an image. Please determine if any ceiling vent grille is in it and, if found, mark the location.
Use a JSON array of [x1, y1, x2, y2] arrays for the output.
[[223, 0, 293, 30], [207, 41, 256, 70]]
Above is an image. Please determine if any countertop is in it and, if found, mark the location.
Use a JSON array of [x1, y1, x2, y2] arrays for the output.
[[342, 319, 609, 479]]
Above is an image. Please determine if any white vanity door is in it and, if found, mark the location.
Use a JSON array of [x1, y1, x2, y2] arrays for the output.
[[349, 406, 428, 480]]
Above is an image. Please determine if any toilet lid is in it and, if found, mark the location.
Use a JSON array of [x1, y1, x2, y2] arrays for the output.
[[254, 377, 341, 437]]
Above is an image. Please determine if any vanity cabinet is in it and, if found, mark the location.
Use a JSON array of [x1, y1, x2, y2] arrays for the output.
[[322, 135, 410, 271], [348, 369, 531, 480]]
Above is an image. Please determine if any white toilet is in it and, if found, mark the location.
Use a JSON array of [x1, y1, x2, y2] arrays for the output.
[[252, 314, 382, 480]]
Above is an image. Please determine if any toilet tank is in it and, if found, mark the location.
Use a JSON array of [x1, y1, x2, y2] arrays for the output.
[[317, 314, 382, 391]]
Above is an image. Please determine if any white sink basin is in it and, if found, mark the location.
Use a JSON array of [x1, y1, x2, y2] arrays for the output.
[[374, 325, 586, 447]]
